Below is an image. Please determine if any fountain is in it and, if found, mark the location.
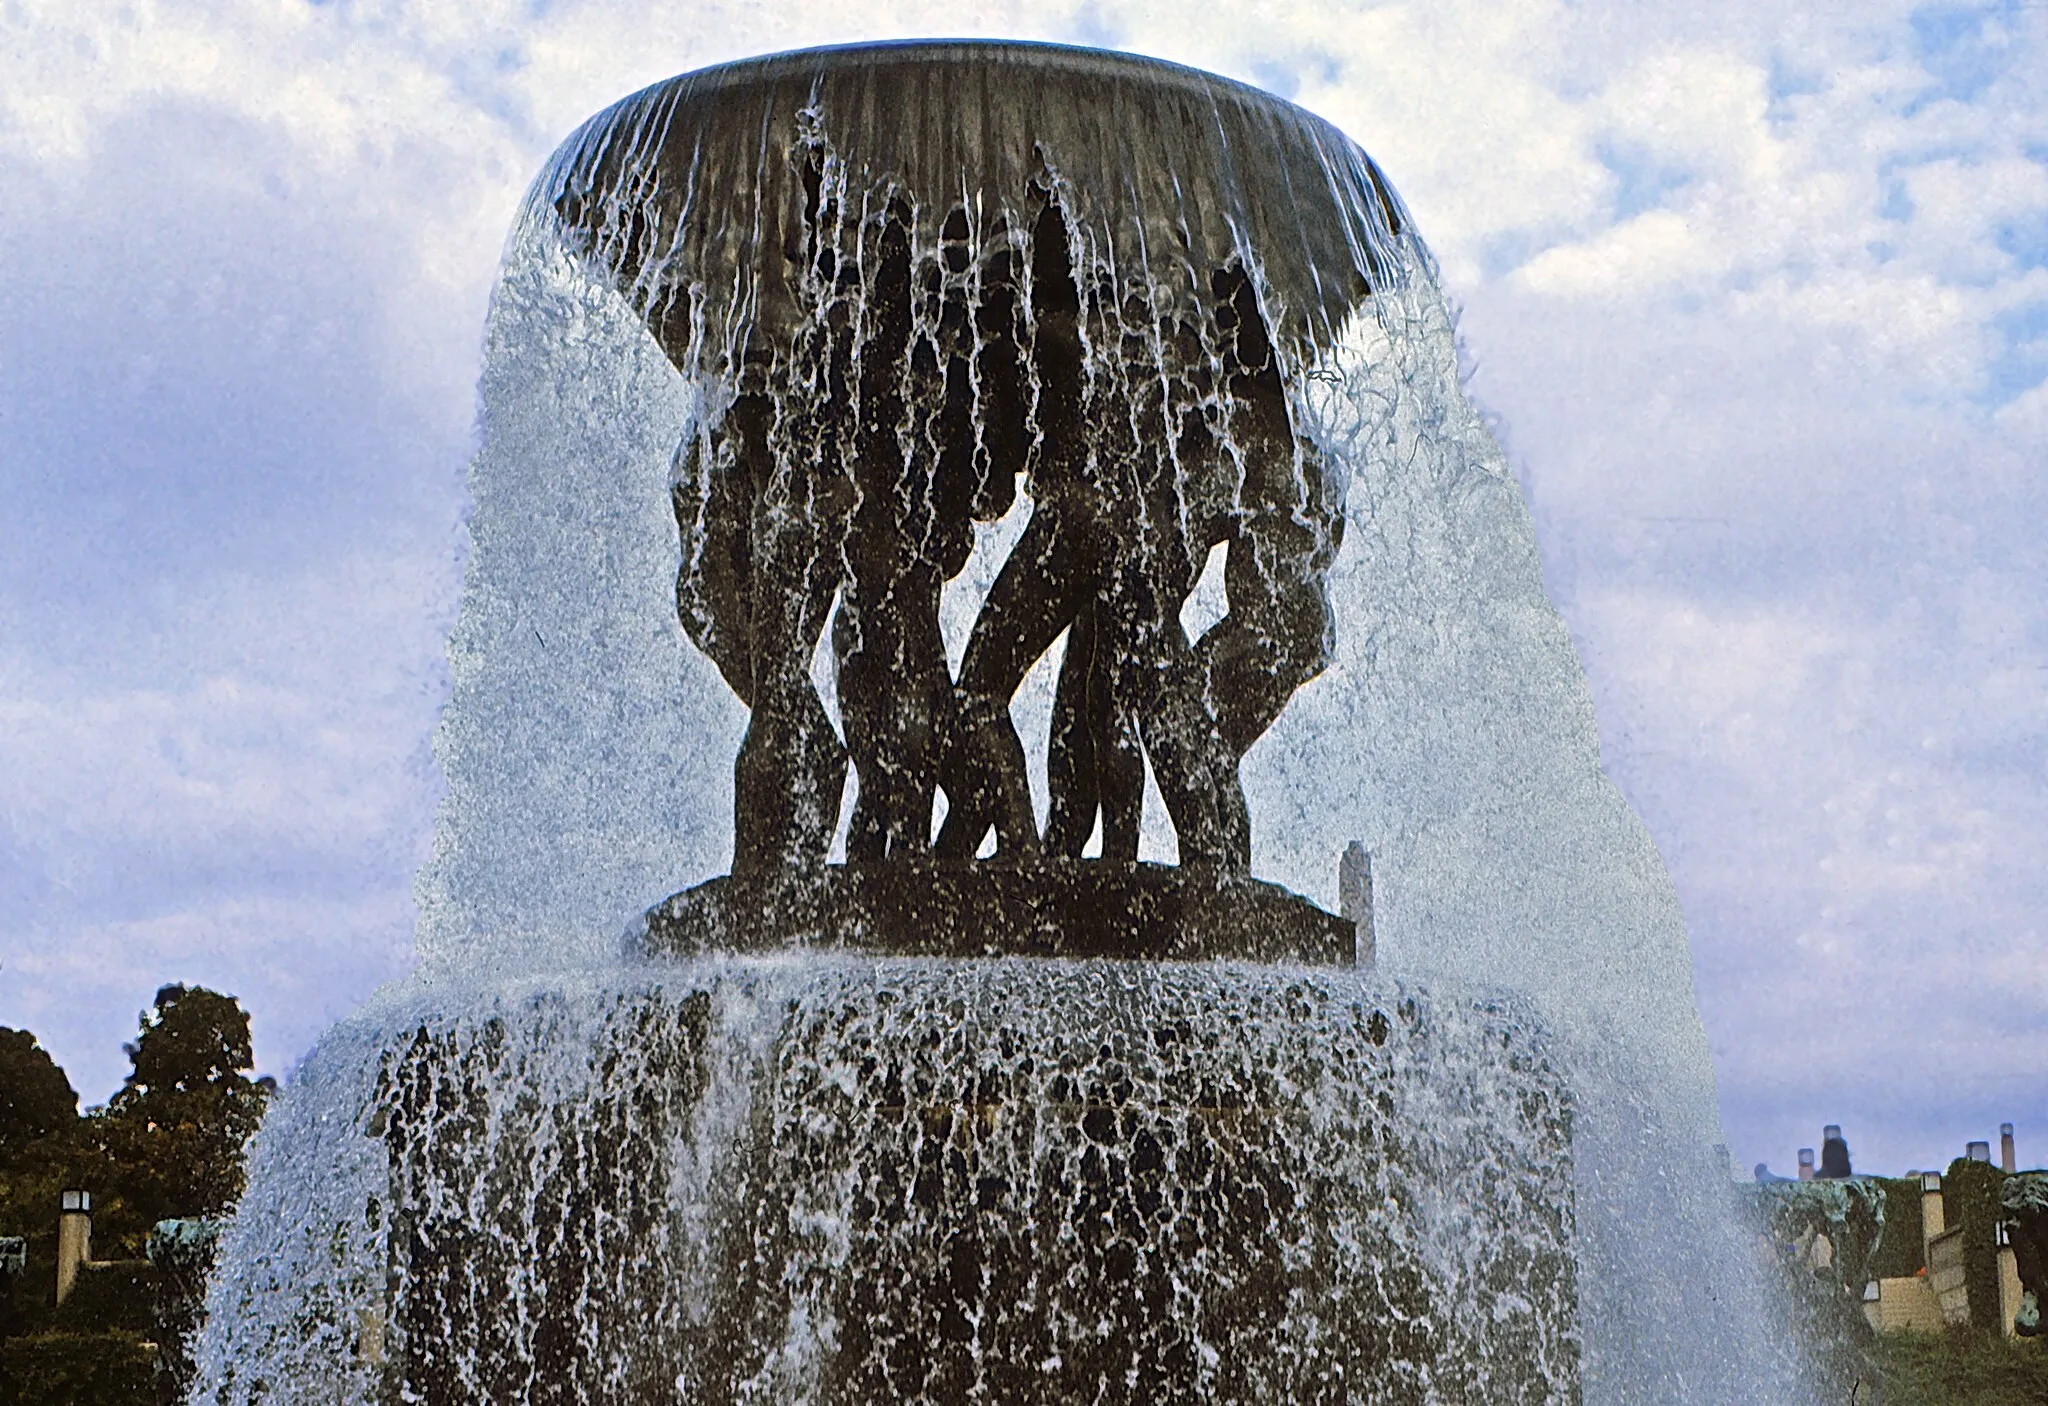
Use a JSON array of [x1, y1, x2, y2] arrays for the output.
[[191, 42, 1805, 1404]]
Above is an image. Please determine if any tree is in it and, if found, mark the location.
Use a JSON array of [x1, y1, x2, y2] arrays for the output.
[[94, 986, 272, 1229], [1, 1027, 88, 1348], [0, 1029, 78, 1167]]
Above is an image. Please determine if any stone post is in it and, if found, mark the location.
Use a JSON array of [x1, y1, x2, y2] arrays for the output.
[[56, 1189, 91, 1305], [1339, 841, 1374, 971], [1921, 1173, 1945, 1243]]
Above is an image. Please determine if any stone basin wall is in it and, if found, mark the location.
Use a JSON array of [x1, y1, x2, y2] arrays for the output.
[[195, 960, 1578, 1406]]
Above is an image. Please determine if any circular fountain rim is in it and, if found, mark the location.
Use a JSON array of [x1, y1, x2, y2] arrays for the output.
[[595, 38, 1332, 128], [535, 33, 1415, 357], [632, 859, 1361, 967]]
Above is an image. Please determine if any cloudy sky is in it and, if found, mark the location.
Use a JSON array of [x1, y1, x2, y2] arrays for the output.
[[2, 0, 2042, 1180]]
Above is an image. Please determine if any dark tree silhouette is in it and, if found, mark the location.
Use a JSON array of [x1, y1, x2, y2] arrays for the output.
[[96, 986, 272, 1227], [0, 1028, 78, 1167], [1818, 1133, 1852, 1179], [1, 1027, 88, 1349]]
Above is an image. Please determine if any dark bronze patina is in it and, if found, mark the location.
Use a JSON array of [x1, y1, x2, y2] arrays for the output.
[[546, 42, 1401, 957]]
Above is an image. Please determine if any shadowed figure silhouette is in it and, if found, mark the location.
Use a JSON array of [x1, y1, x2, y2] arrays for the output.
[[583, 181, 1344, 881], [549, 42, 1386, 886]]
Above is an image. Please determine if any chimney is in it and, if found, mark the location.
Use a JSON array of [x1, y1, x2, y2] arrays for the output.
[[1798, 1148, 1815, 1181], [2001, 1123, 2016, 1173], [1968, 1140, 1991, 1164], [1339, 841, 1375, 971], [1921, 1172, 1945, 1244], [56, 1190, 91, 1305]]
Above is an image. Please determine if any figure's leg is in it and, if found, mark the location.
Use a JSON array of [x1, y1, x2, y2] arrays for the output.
[[1194, 266, 1345, 759], [833, 197, 958, 863], [1197, 504, 1339, 756], [840, 564, 952, 862], [671, 382, 769, 706], [1088, 606, 1147, 861], [836, 603, 888, 864], [936, 502, 1092, 859], [1092, 346, 1245, 872], [898, 588, 955, 853], [936, 195, 1097, 861], [1122, 587, 1246, 871], [1044, 600, 1101, 857], [732, 496, 847, 877], [1077, 448, 1244, 872], [1047, 595, 1144, 861]]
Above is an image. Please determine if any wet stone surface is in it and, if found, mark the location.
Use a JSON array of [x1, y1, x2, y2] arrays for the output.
[[367, 966, 1580, 1405], [634, 859, 1358, 966]]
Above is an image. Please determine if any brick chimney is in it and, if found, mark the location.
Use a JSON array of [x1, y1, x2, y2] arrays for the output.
[[2001, 1123, 2016, 1173]]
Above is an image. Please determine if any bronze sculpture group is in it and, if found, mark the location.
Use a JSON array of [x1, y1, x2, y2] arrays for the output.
[[539, 40, 1408, 958], [586, 167, 1343, 882]]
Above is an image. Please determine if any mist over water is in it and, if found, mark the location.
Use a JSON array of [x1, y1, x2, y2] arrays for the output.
[[198, 45, 1809, 1403]]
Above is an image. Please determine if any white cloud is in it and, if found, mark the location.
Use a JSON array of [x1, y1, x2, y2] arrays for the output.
[[1518, 208, 1715, 296], [1995, 375, 2048, 439], [1597, 47, 1776, 183]]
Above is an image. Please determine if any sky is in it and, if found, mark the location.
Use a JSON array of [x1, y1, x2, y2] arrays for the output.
[[1, 0, 2042, 1181]]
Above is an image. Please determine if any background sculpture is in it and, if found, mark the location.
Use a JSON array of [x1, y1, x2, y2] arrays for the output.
[[2006, 1173, 2047, 1336]]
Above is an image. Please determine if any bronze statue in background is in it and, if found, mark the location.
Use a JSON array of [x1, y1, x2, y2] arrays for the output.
[[2007, 1174, 2047, 1337]]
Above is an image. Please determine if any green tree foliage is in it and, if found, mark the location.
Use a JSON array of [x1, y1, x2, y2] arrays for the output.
[[3, 989, 272, 1274], [1868, 1176, 1926, 1279], [1, 991, 269, 1406], [0, 1330, 157, 1406], [94, 986, 272, 1234], [0, 1029, 78, 1165], [1872, 1329, 2048, 1405], [1941, 1156, 2008, 1336], [0, 1029, 88, 1336]]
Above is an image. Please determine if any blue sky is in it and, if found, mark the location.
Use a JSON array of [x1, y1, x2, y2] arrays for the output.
[[2, 0, 2043, 1180]]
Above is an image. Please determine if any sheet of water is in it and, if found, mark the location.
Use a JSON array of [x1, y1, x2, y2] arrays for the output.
[[198, 47, 1810, 1403]]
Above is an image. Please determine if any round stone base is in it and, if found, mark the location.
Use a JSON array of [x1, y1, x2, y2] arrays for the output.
[[632, 859, 1359, 966], [226, 961, 1583, 1404]]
